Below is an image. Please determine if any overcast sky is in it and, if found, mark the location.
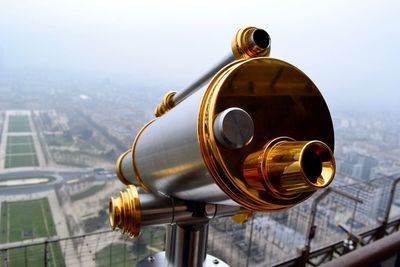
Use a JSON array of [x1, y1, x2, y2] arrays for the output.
[[0, 0, 399, 113]]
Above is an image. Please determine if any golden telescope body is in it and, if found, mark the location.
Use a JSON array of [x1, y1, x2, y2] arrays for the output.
[[110, 27, 335, 238]]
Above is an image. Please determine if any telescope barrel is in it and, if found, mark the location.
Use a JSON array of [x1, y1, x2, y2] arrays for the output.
[[110, 26, 336, 238], [116, 56, 335, 210]]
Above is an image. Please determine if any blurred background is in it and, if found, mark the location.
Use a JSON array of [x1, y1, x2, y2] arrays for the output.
[[0, 0, 399, 266]]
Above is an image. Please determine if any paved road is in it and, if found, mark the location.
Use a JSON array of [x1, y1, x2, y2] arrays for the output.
[[0, 168, 115, 195]]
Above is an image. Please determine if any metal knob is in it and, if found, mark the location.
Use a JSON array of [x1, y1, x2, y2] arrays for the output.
[[213, 107, 254, 149]]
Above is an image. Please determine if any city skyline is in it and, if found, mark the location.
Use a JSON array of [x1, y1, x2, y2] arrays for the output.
[[0, 0, 400, 113]]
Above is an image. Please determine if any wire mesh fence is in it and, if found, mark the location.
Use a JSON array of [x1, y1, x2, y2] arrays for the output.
[[0, 176, 399, 267]]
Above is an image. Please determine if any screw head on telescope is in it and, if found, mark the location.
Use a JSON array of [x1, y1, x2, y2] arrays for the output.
[[213, 107, 254, 149]]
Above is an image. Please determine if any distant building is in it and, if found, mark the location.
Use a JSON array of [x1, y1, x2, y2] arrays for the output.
[[336, 152, 378, 181]]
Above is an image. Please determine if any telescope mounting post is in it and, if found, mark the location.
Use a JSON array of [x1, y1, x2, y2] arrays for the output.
[[137, 218, 229, 267]]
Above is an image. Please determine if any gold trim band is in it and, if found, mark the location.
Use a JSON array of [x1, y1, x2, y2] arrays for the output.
[[109, 185, 141, 237], [131, 119, 157, 192], [115, 149, 132, 185], [154, 91, 177, 117]]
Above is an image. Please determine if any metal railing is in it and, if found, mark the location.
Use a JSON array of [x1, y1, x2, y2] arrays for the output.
[[0, 176, 399, 267]]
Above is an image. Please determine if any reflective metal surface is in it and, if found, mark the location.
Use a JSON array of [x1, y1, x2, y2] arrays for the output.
[[136, 252, 229, 267], [116, 150, 138, 185], [198, 57, 334, 211], [213, 107, 254, 149], [231, 26, 271, 59], [134, 88, 232, 203], [109, 185, 240, 237], [243, 138, 335, 197], [166, 223, 208, 267], [154, 91, 177, 117], [109, 185, 140, 237]]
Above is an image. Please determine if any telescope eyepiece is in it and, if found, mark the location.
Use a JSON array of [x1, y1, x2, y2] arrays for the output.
[[302, 145, 325, 184], [251, 29, 270, 50], [243, 138, 335, 198], [231, 26, 271, 59]]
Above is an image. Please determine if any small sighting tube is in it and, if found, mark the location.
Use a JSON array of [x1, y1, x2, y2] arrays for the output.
[[171, 56, 234, 106], [243, 138, 335, 196], [156, 26, 271, 115], [231, 27, 271, 59]]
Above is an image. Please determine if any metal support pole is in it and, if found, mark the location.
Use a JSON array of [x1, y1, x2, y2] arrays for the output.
[[25, 246, 27, 267], [376, 177, 400, 239], [123, 243, 127, 267], [109, 243, 112, 267], [322, 230, 400, 267], [298, 188, 363, 267], [3, 249, 9, 267], [165, 222, 209, 267], [44, 241, 48, 267], [172, 55, 235, 105], [245, 217, 254, 267], [136, 220, 228, 267]]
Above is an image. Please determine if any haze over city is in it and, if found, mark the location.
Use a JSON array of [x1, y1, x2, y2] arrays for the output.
[[0, 0, 399, 113]]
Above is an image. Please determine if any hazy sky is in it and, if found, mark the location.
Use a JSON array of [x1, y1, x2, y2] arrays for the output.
[[0, 0, 399, 113]]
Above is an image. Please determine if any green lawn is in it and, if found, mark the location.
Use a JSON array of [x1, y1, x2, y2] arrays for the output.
[[95, 227, 165, 267], [8, 115, 31, 132], [45, 134, 74, 147], [0, 199, 64, 267], [7, 136, 32, 143], [6, 143, 35, 154], [5, 154, 39, 168], [70, 184, 106, 201], [5, 242, 64, 267], [0, 199, 56, 243], [4, 135, 38, 169], [96, 243, 137, 267]]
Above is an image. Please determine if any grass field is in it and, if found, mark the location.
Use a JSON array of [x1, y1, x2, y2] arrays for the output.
[[96, 227, 165, 267], [4, 135, 39, 168], [0, 199, 64, 266], [70, 184, 106, 201], [7, 115, 31, 133]]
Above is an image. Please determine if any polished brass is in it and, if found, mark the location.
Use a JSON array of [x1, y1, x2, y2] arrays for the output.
[[231, 208, 255, 224], [197, 57, 335, 211], [154, 91, 177, 117], [116, 149, 132, 185], [109, 185, 141, 237], [109, 186, 242, 237], [231, 27, 271, 59], [114, 119, 156, 191], [130, 119, 156, 192], [243, 137, 335, 198]]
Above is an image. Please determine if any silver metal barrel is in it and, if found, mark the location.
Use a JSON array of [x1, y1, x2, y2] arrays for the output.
[[133, 88, 234, 205]]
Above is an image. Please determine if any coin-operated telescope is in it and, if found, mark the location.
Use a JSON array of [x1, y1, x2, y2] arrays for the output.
[[109, 27, 336, 267]]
